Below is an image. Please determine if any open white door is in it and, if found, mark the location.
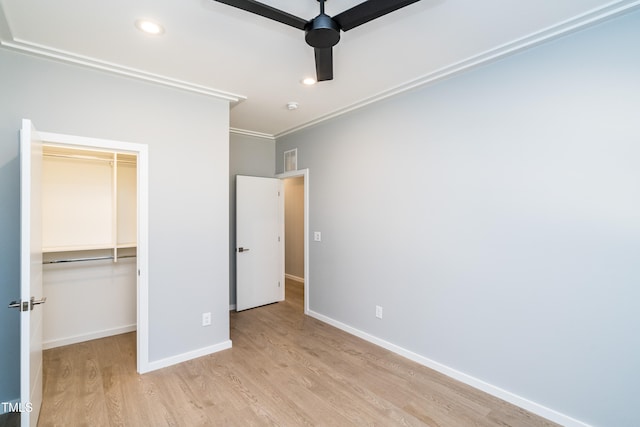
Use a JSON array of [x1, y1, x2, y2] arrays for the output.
[[17, 119, 45, 427], [236, 175, 284, 311]]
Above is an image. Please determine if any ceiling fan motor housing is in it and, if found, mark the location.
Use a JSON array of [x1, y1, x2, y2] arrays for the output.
[[305, 14, 341, 48]]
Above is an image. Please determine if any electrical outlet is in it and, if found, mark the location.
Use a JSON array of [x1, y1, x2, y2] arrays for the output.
[[376, 305, 383, 319], [202, 312, 211, 326], [314, 231, 322, 242]]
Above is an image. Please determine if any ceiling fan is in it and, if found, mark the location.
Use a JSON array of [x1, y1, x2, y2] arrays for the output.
[[212, 0, 421, 81]]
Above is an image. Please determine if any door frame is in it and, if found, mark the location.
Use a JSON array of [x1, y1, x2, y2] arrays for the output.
[[276, 169, 309, 314], [38, 130, 150, 373]]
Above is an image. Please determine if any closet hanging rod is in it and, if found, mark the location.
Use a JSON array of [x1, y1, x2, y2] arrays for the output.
[[43, 152, 137, 164], [43, 254, 137, 264]]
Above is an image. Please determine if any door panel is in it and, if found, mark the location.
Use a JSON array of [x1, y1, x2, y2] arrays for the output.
[[236, 175, 284, 311], [20, 119, 44, 427]]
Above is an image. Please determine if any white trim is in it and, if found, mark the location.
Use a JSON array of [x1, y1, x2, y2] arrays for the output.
[[230, 128, 275, 141], [40, 132, 145, 154], [278, 179, 285, 304], [0, 38, 246, 104], [144, 340, 232, 373], [136, 143, 150, 374], [306, 310, 592, 427], [229, 304, 237, 311], [284, 273, 304, 283], [37, 130, 151, 375], [276, 169, 309, 315], [42, 324, 136, 350], [273, 0, 640, 138]]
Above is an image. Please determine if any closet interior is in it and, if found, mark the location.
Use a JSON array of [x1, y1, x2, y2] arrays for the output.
[[42, 144, 138, 349]]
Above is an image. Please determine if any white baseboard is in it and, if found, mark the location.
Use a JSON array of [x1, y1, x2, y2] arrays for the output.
[[144, 340, 232, 373], [285, 274, 304, 283], [0, 398, 20, 415], [306, 310, 591, 427], [43, 324, 137, 350]]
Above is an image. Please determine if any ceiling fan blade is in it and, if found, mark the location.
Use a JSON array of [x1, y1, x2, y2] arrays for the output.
[[333, 0, 421, 31], [212, 0, 307, 30], [314, 47, 333, 81]]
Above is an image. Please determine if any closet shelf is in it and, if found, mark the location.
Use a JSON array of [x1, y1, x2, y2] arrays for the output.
[[43, 244, 137, 253], [44, 244, 114, 253], [117, 243, 137, 249]]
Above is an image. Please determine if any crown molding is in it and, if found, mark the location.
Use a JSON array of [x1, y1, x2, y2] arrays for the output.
[[2, 1, 638, 137], [274, 0, 640, 139], [230, 128, 275, 141], [0, 36, 247, 104]]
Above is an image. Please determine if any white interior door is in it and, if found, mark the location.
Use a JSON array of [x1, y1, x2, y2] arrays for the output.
[[19, 119, 45, 427], [236, 175, 284, 311]]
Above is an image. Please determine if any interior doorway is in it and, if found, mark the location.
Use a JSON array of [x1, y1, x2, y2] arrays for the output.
[[277, 169, 309, 313]]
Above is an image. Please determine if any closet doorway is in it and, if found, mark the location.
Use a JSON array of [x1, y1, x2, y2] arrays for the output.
[[37, 130, 149, 373]]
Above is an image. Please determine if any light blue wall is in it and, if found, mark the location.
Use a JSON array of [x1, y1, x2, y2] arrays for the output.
[[0, 77, 21, 405], [229, 133, 275, 306], [277, 10, 640, 427], [0, 48, 230, 403]]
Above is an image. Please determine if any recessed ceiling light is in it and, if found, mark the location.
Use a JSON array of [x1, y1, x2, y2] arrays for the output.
[[135, 19, 164, 35], [287, 102, 299, 110], [301, 77, 317, 86]]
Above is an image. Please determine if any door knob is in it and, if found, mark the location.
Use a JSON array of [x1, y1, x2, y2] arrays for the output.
[[8, 300, 27, 311], [30, 296, 47, 310], [8, 300, 33, 311], [8, 297, 46, 311]]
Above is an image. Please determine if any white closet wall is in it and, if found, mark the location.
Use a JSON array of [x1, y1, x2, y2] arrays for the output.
[[117, 159, 137, 247], [42, 146, 137, 349]]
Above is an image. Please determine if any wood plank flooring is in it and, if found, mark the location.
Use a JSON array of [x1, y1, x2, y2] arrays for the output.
[[39, 279, 559, 426]]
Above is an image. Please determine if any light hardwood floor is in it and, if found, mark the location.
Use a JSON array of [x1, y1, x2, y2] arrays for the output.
[[39, 279, 558, 426]]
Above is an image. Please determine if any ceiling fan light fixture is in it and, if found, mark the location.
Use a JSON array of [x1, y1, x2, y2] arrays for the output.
[[135, 19, 165, 35]]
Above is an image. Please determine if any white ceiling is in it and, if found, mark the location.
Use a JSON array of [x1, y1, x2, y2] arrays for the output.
[[1, 0, 639, 137]]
